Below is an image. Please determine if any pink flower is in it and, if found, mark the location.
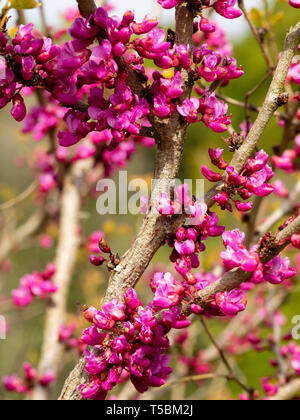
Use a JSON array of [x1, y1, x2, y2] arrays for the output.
[[175, 240, 195, 256], [215, 289, 247, 317], [214, 0, 242, 19], [262, 378, 278, 397], [140, 196, 149, 214], [154, 92, 174, 118], [202, 166, 223, 182], [11, 95, 26, 122], [177, 97, 200, 123], [221, 229, 259, 272], [79, 378, 103, 400], [158, 0, 182, 9], [273, 180, 289, 197], [39, 234, 53, 249], [289, 0, 300, 8], [200, 18, 216, 33], [263, 255, 296, 285], [291, 355, 300, 374], [132, 15, 158, 35], [159, 72, 183, 100], [199, 92, 231, 132], [151, 272, 184, 309], [39, 370, 55, 387], [157, 193, 181, 215], [102, 299, 126, 322], [291, 234, 300, 250], [235, 200, 253, 212]]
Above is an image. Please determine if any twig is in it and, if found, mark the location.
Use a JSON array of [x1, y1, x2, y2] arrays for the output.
[[204, 289, 288, 363], [200, 318, 253, 395], [255, 180, 300, 239], [216, 93, 260, 114], [244, 70, 272, 133], [59, 6, 300, 400], [205, 20, 300, 208], [180, 215, 300, 317], [238, 0, 274, 70], [270, 289, 287, 381], [31, 160, 92, 400], [0, 210, 45, 264], [0, 181, 37, 212], [230, 20, 300, 173], [38, 0, 51, 38]]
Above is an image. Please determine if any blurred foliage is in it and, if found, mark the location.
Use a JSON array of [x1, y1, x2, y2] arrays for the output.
[[0, 0, 299, 400]]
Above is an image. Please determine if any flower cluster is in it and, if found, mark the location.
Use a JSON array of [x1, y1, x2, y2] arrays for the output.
[[0, 24, 60, 121], [3, 363, 55, 395], [0, 4, 244, 157], [272, 135, 300, 174], [202, 149, 274, 212], [59, 324, 85, 355], [79, 286, 190, 399], [177, 92, 232, 132], [193, 18, 233, 57], [157, 0, 242, 20], [156, 184, 224, 279], [32, 148, 58, 194], [220, 229, 296, 286], [12, 263, 57, 308], [22, 93, 66, 141], [242, 311, 300, 399]]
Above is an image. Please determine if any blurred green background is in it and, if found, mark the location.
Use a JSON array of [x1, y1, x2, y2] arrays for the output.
[[0, 0, 299, 400]]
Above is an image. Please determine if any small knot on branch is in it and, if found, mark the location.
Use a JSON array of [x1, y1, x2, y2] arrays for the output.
[[275, 92, 289, 107]]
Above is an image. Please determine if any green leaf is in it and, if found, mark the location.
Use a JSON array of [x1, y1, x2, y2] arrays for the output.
[[10, 0, 41, 10]]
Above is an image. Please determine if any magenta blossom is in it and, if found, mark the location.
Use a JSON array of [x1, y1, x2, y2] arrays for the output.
[[289, 0, 300, 8], [177, 97, 200, 123], [263, 255, 296, 285], [221, 229, 259, 272], [151, 272, 185, 309], [158, 0, 182, 9], [215, 289, 247, 317]]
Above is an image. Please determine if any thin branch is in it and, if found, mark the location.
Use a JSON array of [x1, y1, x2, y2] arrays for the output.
[[58, 8, 300, 400], [255, 180, 300, 239], [204, 289, 288, 363], [238, 0, 274, 70], [270, 289, 287, 380], [76, 0, 97, 18], [31, 160, 92, 400], [200, 318, 253, 395], [0, 181, 37, 212], [244, 70, 272, 133], [216, 93, 260, 114], [38, 0, 51, 38], [59, 0, 196, 400], [230, 20, 300, 173], [0, 210, 45, 264], [205, 20, 300, 208], [181, 215, 300, 315]]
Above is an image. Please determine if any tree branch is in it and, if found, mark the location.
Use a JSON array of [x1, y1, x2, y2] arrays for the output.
[[0, 210, 45, 264], [270, 379, 300, 400], [31, 160, 92, 400], [205, 20, 300, 208], [58, 1, 196, 400], [181, 215, 300, 317]]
